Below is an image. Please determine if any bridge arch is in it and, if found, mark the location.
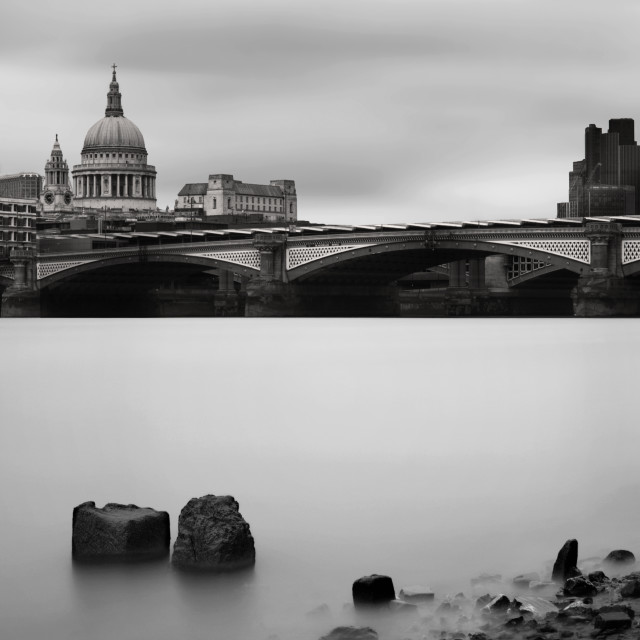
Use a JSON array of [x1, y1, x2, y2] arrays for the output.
[[286, 236, 587, 283], [38, 252, 258, 289]]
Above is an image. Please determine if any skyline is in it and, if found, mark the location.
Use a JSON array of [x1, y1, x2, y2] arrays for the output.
[[3, 0, 640, 224]]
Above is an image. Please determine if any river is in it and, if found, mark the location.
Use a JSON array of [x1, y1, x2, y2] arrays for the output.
[[0, 318, 638, 639]]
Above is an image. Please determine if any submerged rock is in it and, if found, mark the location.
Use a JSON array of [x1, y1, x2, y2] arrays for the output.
[[512, 595, 558, 619], [399, 585, 435, 603], [552, 539, 580, 583], [72, 501, 170, 562], [172, 495, 255, 571], [319, 627, 378, 640], [513, 572, 541, 588], [603, 550, 636, 569], [352, 575, 395, 608]]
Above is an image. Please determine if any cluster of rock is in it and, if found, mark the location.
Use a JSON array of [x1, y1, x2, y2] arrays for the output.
[[316, 540, 639, 640], [72, 495, 255, 571]]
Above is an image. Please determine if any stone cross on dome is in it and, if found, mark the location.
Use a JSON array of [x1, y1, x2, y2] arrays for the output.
[[112, 63, 117, 79]]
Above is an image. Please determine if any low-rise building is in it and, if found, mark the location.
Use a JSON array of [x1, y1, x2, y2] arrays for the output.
[[0, 197, 38, 258], [176, 174, 297, 222]]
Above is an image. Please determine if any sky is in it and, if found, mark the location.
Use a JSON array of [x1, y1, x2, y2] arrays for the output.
[[2, 0, 640, 224]]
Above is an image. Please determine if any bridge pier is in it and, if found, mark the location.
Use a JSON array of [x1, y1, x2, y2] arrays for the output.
[[1, 248, 40, 318], [571, 222, 640, 316], [213, 270, 244, 317]]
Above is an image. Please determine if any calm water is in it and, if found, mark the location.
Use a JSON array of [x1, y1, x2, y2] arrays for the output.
[[1, 318, 639, 640]]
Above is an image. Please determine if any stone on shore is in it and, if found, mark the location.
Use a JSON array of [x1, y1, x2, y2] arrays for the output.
[[352, 575, 395, 608], [593, 612, 632, 631], [171, 495, 255, 571], [512, 595, 558, 618], [552, 539, 580, 583], [597, 603, 635, 619], [563, 576, 597, 598], [619, 578, 640, 598], [319, 627, 378, 640], [72, 501, 170, 562], [481, 594, 510, 613], [399, 585, 435, 603]]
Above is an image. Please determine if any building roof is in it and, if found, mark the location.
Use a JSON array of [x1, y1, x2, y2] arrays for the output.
[[178, 183, 208, 196], [83, 116, 146, 152], [235, 183, 283, 197]]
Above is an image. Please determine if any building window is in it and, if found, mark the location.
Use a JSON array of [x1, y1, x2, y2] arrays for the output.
[[213, 198, 217, 209], [290, 203, 293, 214]]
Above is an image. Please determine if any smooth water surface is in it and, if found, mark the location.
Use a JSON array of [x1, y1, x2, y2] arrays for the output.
[[1, 318, 638, 639]]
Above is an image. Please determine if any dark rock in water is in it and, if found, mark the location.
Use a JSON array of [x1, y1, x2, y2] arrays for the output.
[[505, 616, 524, 627], [72, 501, 170, 562], [352, 575, 395, 608], [593, 612, 632, 630], [172, 495, 255, 571], [587, 571, 607, 584], [603, 550, 636, 568], [552, 539, 579, 583], [319, 626, 378, 640], [559, 602, 595, 618], [619, 578, 640, 598], [468, 633, 489, 640], [563, 576, 597, 598]]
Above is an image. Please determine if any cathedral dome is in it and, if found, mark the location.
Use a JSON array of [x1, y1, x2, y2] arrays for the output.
[[82, 116, 146, 152]]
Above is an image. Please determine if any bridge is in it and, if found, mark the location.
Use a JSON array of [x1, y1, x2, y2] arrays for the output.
[[2, 216, 640, 316]]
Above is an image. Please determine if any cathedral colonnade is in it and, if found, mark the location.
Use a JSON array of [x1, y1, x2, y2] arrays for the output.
[[73, 173, 156, 199]]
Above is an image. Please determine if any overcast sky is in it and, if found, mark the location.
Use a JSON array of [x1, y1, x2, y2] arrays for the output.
[[2, 0, 640, 224]]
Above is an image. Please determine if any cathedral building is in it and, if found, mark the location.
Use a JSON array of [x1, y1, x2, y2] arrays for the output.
[[71, 66, 157, 212]]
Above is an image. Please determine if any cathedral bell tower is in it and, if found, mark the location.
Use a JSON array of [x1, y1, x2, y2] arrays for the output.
[[41, 134, 73, 212]]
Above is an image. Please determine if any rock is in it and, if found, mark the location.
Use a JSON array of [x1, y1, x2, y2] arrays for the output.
[[481, 594, 511, 613], [603, 550, 636, 567], [593, 612, 632, 631], [560, 601, 595, 618], [471, 573, 502, 586], [505, 616, 525, 627], [319, 626, 378, 640], [475, 594, 494, 609], [587, 571, 607, 584], [528, 581, 557, 593], [513, 572, 541, 588], [619, 578, 640, 598], [512, 596, 558, 619], [388, 599, 418, 614], [468, 634, 489, 640], [307, 604, 331, 619], [171, 495, 255, 571], [552, 539, 580, 583], [399, 585, 435, 603], [563, 577, 597, 598], [72, 501, 170, 562], [596, 604, 634, 619], [352, 575, 395, 608]]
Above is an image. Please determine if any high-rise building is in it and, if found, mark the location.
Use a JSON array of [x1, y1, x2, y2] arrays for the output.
[[558, 118, 640, 217]]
